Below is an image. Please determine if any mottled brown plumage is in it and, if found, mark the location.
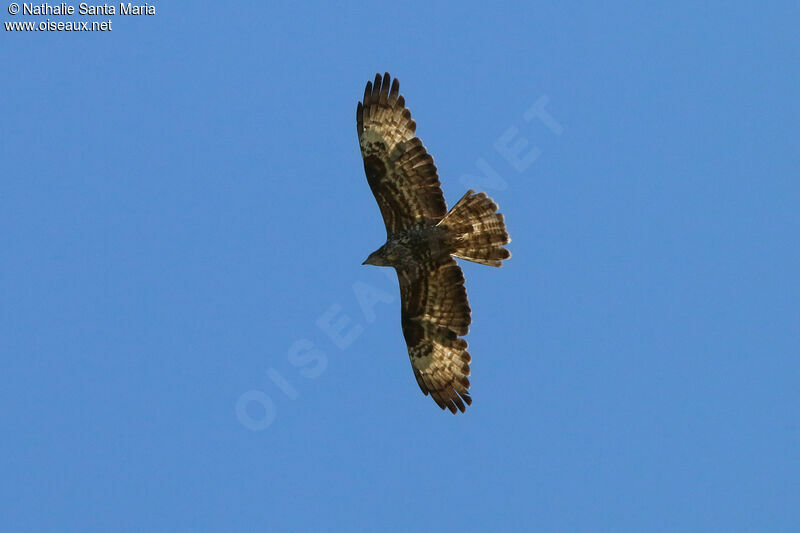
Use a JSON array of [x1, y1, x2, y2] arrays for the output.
[[358, 73, 511, 414]]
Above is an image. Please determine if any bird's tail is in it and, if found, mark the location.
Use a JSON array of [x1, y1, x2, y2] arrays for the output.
[[438, 190, 511, 267]]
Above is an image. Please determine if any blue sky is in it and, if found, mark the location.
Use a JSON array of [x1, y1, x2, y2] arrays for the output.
[[2, 2, 798, 531]]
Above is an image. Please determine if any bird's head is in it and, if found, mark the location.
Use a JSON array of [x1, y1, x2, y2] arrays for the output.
[[362, 245, 392, 267]]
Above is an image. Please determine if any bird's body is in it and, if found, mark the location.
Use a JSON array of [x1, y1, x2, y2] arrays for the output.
[[357, 73, 511, 413], [363, 224, 449, 268]]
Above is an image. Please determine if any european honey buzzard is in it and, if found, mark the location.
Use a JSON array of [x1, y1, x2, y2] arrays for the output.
[[358, 73, 511, 413]]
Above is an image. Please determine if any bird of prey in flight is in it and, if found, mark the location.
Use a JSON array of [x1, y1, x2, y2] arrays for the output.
[[357, 73, 511, 413]]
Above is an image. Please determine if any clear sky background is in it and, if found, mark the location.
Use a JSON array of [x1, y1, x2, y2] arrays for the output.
[[2, 2, 798, 532]]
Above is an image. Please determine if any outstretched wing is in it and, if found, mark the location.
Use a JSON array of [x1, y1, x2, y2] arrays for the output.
[[397, 258, 473, 413], [357, 73, 447, 235]]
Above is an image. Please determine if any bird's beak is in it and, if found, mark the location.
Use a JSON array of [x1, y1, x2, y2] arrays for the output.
[[362, 258, 368, 265]]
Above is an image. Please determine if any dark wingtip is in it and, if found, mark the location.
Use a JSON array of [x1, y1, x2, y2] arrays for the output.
[[363, 81, 372, 104], [453, 396, 466, 413]]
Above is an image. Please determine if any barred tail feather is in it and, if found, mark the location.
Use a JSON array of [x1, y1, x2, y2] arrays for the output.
[[439, 190, 511, 267]]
